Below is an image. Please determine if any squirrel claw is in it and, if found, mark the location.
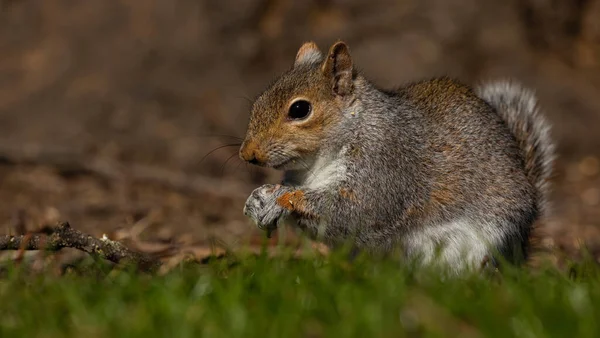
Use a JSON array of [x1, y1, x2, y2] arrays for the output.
[[266, 226, 276, 239]]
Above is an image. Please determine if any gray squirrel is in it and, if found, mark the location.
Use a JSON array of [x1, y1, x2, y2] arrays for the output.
[[239, 41, 555, 274]]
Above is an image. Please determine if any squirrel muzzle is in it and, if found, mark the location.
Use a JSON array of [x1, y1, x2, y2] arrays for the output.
[[239, 140, 267, 166]]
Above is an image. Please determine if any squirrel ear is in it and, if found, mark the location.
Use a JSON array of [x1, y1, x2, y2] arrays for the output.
[[322, 41, 353, 96], [294, 42, 323, 67]]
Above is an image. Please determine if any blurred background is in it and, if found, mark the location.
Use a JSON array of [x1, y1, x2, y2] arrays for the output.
[[0, 0, 599, 258]]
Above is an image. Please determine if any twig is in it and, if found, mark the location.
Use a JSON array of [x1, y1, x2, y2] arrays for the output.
[[0, 222, 161, 272]]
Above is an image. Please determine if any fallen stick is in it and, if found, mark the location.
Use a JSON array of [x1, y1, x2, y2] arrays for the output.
[[0, 222, 161, 272]]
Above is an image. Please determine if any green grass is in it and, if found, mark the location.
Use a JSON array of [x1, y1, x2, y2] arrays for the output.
[[0, 250, 599, 338]]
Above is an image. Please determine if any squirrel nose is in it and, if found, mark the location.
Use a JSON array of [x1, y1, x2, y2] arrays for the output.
[[239, 141, 265, 166]]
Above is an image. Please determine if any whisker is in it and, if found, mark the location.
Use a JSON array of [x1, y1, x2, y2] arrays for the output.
[[240, 162, 251, 179], [297, 158, 314, 174], [199, 143, 241, 164], [197, 134, 244, 141], [220, 152, 241, 177], [279, 149, 314, 176], [235, 95, 255, 105], [243, 162, 252, 181], [234, 159, 245, 174]]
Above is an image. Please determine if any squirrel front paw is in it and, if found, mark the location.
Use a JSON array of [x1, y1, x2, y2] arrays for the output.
[[243, 184, 291, 237]]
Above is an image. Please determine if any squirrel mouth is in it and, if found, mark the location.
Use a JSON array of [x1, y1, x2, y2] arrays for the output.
[[272, 158, 297, 170]]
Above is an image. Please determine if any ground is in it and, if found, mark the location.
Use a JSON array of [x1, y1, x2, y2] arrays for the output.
[[0, 1, 599, 264]]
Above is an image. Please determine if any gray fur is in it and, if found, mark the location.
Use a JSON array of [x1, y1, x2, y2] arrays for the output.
[[475, 80, 556, 217], [241, 43, 555, 274]]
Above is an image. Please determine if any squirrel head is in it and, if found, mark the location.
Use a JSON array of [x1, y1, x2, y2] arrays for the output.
[[240, 41, 357, 170]]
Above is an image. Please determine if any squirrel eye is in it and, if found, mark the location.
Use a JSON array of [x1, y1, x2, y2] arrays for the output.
[[288, 100, 312, 120]]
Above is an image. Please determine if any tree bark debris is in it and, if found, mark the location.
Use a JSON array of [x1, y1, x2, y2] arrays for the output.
[[0, 222, 161, 272]]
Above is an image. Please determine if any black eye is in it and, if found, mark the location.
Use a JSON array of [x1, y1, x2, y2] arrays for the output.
[[288, 100, 312, 120]]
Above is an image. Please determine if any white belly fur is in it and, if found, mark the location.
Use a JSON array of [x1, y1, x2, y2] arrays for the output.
[[403, 218, 505, 273]]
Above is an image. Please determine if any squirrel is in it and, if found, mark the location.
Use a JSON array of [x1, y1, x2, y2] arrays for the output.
[[239, 41, 555, 274]]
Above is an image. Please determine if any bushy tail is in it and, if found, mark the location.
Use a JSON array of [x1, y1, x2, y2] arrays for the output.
[[476, 81, 556, 217]]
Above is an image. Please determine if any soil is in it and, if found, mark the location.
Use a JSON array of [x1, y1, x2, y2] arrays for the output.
[[0, 0, 599, 260]]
